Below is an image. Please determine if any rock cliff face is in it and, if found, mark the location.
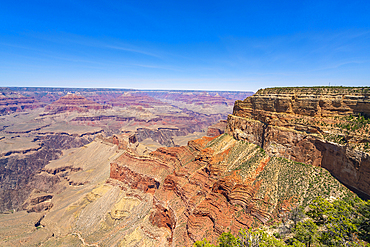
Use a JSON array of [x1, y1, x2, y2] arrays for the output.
[[2, 87, 366, 246], [207, 120, 227, 137], [227, 87, 370, 197]]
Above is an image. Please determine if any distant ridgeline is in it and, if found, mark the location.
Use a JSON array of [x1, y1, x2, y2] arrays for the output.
[[228, 86, 370, 198]]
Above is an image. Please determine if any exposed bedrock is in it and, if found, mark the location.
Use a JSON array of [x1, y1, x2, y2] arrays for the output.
[[227, 87, 370, 197], [110, 134, 352, 246], [72, 113, 226, 147], [207, 120, 227, 137], [110, 162, 160, 194], [150, 197, 177, 243]]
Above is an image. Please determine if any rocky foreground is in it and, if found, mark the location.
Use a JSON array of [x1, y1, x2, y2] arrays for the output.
[[1, 87, 368, 246]]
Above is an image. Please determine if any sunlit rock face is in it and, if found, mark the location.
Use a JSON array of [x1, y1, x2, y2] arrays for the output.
[[227, 87, 370, 197], [109, 133, 351, 246]]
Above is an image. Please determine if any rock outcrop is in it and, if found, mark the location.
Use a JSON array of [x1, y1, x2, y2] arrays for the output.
[[227, 86, 370, 197], [3, 86, 366, 246]]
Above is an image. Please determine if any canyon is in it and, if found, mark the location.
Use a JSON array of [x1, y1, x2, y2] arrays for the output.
[[0, 87, 251, 214], [0, 86, 369, 246]]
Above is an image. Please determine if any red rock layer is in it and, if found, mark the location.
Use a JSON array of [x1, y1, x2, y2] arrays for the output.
[[45, 93, 110, 113], [109, 134, 347, 246], [110, 161, 160, 194]]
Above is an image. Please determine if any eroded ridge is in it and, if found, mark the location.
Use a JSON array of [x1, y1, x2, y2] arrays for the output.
[[110, 133, 352, 246]]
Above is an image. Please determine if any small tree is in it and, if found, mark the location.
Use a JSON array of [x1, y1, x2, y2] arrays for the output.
[[193, 239, 215, 247], [218, 232, 239, 247], [293, 219, 318, 247]]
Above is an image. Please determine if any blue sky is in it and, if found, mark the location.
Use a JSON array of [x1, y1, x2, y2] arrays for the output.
[[0, 1, 369, 91]]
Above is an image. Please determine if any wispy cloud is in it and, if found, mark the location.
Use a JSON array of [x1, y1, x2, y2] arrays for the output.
[[16, 32, 164, 59], [130, 63, 183, 71], [105, 45, 162, 58]]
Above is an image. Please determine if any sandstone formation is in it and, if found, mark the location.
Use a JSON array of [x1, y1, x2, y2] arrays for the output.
[[157, 92, 234, 106], [45, 93, 110, 113], [1, 88, 242, 216], [227, 86, 370, 197], [72, 113, 225, 147], [2, 132, 349, 246], [0, 136, 169, 246]]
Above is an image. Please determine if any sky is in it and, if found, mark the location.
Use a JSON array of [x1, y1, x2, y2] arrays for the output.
[[0, 0, 369, 92]]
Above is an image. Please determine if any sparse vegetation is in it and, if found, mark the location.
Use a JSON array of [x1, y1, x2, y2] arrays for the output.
[[194, 196, 370, 247]]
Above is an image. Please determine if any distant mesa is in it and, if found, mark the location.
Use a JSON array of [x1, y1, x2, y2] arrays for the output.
[[143, 91, 255, 106], [45, 93, 110, 113], [38, 92, 62, 104], [0, 92, 46, 115], [108, 92, 166, 108], [155, 91, 234, 106]]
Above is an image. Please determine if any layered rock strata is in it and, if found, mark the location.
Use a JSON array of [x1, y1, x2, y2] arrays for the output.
[[227, 87, 370, 197], [108, 92, 166, 108], [45, 93, 110, 113], [110, 134, 351, 246], [0, 94, 46, 115], [0, 127, 353, 246]]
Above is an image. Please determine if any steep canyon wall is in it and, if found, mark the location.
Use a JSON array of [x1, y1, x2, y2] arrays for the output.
[[227, 87, 370, 197]]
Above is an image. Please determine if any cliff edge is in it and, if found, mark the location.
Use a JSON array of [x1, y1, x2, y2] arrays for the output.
[[227, 86, 370, 197]]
